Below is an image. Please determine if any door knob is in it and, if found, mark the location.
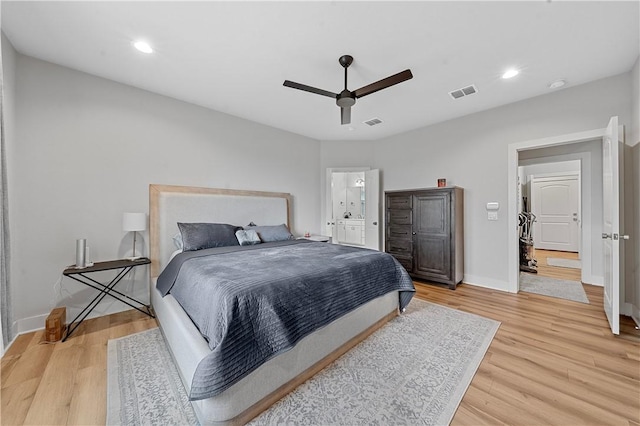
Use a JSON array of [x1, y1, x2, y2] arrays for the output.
[[602, 233, 612, 239], [372, 221, 377, 226], [412, 232, 416, 235], [621, 235, 630, 240]]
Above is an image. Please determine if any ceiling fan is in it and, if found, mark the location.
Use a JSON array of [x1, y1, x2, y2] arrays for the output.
[[283, 55, 413, 125]]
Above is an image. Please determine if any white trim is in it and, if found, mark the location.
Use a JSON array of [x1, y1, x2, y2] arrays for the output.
[[324, 167, 371, 239], [462, 274, 512, 293], [13, 313, 48, 336], [508, 128, 606, 293], [12, 304, 135, 341], [627, 303, 640, 328], [583, 274, 604, 287]]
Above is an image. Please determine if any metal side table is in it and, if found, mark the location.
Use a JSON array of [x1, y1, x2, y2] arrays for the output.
[[62, 257, 154, 341]]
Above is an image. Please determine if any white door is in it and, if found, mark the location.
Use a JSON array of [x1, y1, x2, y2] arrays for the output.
[[328, 173, 347, 240], [531, 176, 580, 252], [602, 116, 623, 335], [364, 169, 380, 250]]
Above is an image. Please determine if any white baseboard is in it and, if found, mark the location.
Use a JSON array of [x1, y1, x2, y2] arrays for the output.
[[13, 313, 49, 336], [626, 303, 640, 327], [462, 274, 512, 293], [582, 273, 604, 287], [10, 300, 148, 345]]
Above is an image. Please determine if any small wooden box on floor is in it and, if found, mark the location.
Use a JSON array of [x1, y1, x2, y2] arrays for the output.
[[45, 307, 66, 342]]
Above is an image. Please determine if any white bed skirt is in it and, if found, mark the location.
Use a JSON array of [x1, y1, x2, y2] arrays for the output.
[[151, 281, 399, 425]]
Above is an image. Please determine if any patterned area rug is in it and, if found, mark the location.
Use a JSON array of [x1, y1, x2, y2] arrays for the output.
[[107, 328, 198, 425], [520, 272, 589, 304], [107, 299, 500, 425]]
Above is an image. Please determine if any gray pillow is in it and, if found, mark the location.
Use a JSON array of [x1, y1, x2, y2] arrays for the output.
[[235, 229, 261, 246], [177, 222, 241, 251], [249, 224, 294, 242]]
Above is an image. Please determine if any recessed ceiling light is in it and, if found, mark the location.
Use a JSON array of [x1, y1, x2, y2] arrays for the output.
[[133, 40, 153, 54], [549, 79, 566, 89], [502, 69, 519, 79]]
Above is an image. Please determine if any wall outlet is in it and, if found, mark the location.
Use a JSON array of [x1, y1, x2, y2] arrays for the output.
[[488, 211, 498, 221]]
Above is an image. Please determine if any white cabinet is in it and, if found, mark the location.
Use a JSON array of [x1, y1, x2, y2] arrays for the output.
[[337, 219, 347, 243], [337, 219, 364, 245]]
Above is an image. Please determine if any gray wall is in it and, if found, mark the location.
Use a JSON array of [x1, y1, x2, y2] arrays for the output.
[[321, 72, 632, 291], [7, 51, 321, 333]]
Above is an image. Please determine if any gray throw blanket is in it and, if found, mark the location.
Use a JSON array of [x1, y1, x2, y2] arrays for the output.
[[157, 240, 415, 400]]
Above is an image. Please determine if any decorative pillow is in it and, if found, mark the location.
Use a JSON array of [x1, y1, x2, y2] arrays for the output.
[[172, 233, 184, 251], [250, 224, 294, 242], [235, 229, 261, 246], [177, 222, 241, 251]]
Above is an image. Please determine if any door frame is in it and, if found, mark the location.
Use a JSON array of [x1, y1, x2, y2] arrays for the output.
[[530, 172, 581, 253], [508, 128, 606, 293], [324, 167, 370, 242]]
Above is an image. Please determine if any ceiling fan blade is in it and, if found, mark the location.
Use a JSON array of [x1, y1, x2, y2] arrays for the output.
[[341, 106, 351, 125], [283, 80, 337, 98], [353, 69, 413, 99]]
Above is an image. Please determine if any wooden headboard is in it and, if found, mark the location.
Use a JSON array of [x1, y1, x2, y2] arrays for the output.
[[149, 184, 292, 277]]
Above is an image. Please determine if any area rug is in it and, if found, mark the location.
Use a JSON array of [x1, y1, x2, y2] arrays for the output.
[[520, 272, 589, 304], [546, 257, 581, 269], [107, 328, 199, 425], [107, 299, 500, 426]]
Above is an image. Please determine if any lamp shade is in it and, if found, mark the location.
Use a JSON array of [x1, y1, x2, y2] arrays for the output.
[[122, 212, 147, 232]]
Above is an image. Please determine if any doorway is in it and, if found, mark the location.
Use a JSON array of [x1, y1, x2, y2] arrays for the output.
[[325, 168, 380, 250], [508, 126, 608, 293], [509, 117, 626, 336], [518, 159, 586, 301]]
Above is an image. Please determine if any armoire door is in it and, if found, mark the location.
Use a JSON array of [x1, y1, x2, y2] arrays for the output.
[[413, 191, 451, 281]]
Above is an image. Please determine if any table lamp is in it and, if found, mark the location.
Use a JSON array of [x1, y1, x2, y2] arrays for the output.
[[123, 212, 146, 259]]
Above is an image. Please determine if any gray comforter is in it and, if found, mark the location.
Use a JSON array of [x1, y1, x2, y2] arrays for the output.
[[157, 239, 415, 400]]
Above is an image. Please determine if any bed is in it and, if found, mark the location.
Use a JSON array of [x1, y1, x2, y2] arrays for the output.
[[149, 184, 415, 425]]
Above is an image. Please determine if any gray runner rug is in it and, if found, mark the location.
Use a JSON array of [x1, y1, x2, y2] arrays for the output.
[[107, 299, 500, 425], [520, 272, 589, 304], [546, 257, 581, 269]]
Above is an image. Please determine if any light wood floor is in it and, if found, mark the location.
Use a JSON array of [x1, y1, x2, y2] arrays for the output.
[[531, 248, 582, 281], [2, 283, 639, 425]]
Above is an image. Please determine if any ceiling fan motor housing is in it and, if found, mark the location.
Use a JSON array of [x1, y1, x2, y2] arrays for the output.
[[337, 90, 356, 107]]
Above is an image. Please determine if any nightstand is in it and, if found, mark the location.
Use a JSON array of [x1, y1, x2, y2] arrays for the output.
[[62, 257, 155, 341]]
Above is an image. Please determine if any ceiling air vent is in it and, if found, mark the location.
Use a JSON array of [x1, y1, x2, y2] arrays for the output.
[[449, 84, 478, 100], [364, 118, 383, 126]]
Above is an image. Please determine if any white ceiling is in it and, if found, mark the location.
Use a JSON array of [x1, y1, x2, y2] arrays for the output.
[[2, 1, 639, 141]]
